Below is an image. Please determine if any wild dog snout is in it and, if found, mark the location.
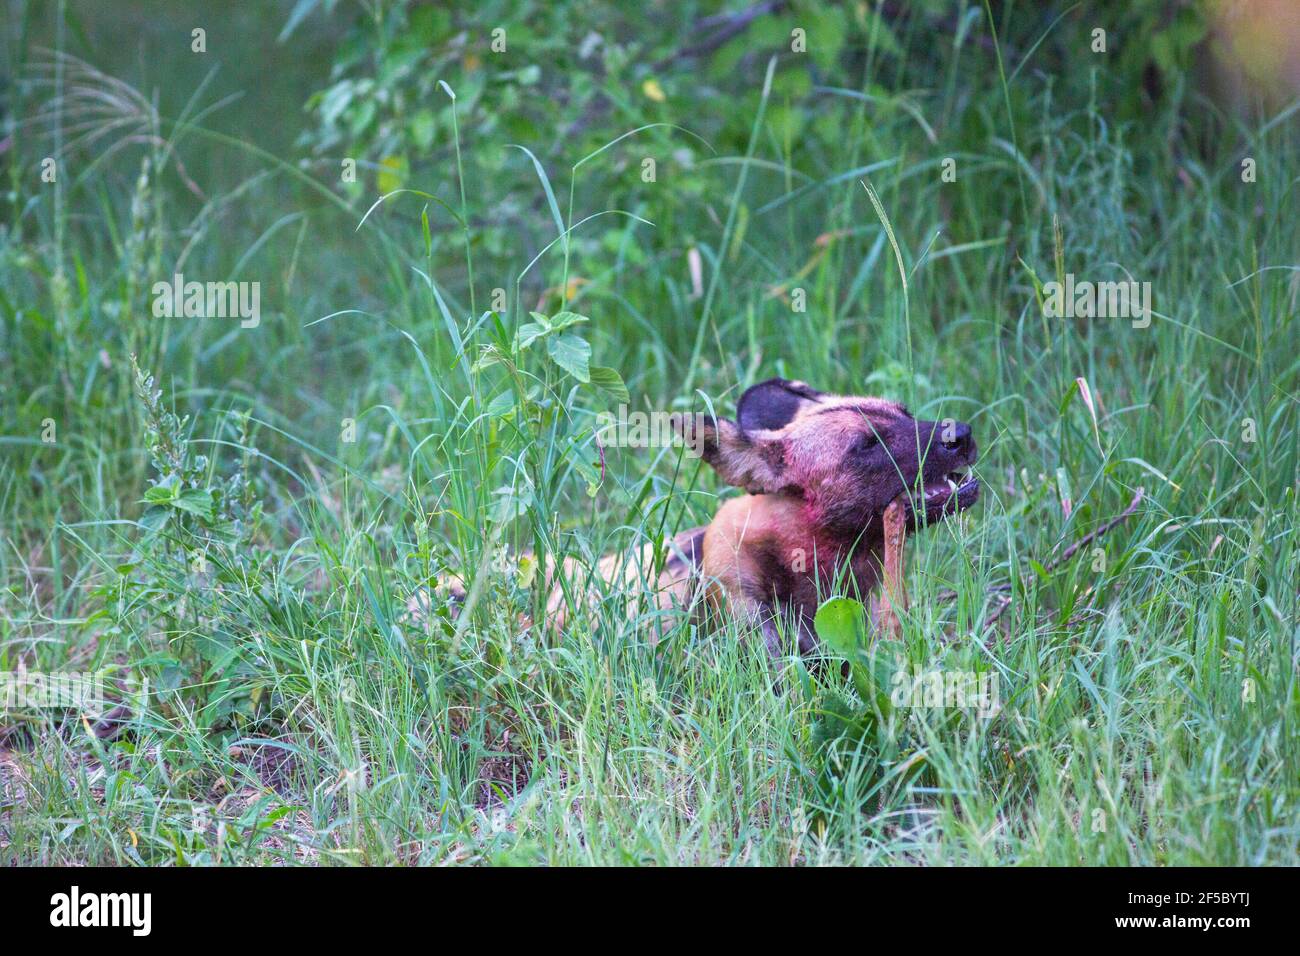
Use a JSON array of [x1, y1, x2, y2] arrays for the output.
[[916, 419, 977, 468], [940, 420, 975, 458]]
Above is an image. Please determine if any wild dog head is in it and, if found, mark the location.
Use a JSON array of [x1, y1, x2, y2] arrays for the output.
[[673, 378, 979, 540]]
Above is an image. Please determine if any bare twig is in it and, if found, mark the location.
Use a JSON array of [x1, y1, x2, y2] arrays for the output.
[[933, 488, 1145, 639], [874, 496, 909, 640], [940, 487, 1145, 600], [89, 703, 132, 740], [1044, 487, 1146, 573], [977, 488, 1145, 639], [983, 595, 1013, 630]]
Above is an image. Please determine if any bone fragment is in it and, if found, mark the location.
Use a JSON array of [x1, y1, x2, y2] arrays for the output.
[[875, 495, 908, 641]]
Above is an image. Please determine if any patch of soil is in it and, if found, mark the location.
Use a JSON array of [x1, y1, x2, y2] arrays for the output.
[[475, 728, 531, 809], [228, 736, 303, 795]]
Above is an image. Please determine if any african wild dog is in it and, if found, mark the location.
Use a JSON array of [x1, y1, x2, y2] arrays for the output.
[[416, 378, 979, 653], [655, 378, 980, 654]]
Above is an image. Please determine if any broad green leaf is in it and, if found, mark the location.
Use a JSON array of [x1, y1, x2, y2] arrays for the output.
[[514, 322, 548, 351], [548, 333, 591, 382], [485, 390, 517, 418], [172, 488, 217, 520], [143, 484, 177, 503], [140, 506, 170, 532], [564, 437, 602, 488], [814, 597, 866, 657], [588, 365, 629, 404], [548, 310, 589, 331]]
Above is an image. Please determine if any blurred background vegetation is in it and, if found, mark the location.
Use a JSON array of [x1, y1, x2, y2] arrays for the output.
[[0, 3, 1277, 480], [3, 0, 1294, 449]]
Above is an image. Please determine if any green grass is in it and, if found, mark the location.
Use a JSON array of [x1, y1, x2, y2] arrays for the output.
[[1, 1, 1297, 865]]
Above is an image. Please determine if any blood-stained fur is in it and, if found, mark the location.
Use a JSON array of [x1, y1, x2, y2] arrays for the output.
[[415, 378, 979, 655]]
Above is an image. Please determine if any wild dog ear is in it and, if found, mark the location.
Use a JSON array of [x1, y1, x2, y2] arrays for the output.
[[668, 412, 792, 496], [736, 378, 824, 433]]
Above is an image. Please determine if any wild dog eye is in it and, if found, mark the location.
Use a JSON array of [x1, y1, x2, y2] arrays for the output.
[[853, 432, 881, 455]]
